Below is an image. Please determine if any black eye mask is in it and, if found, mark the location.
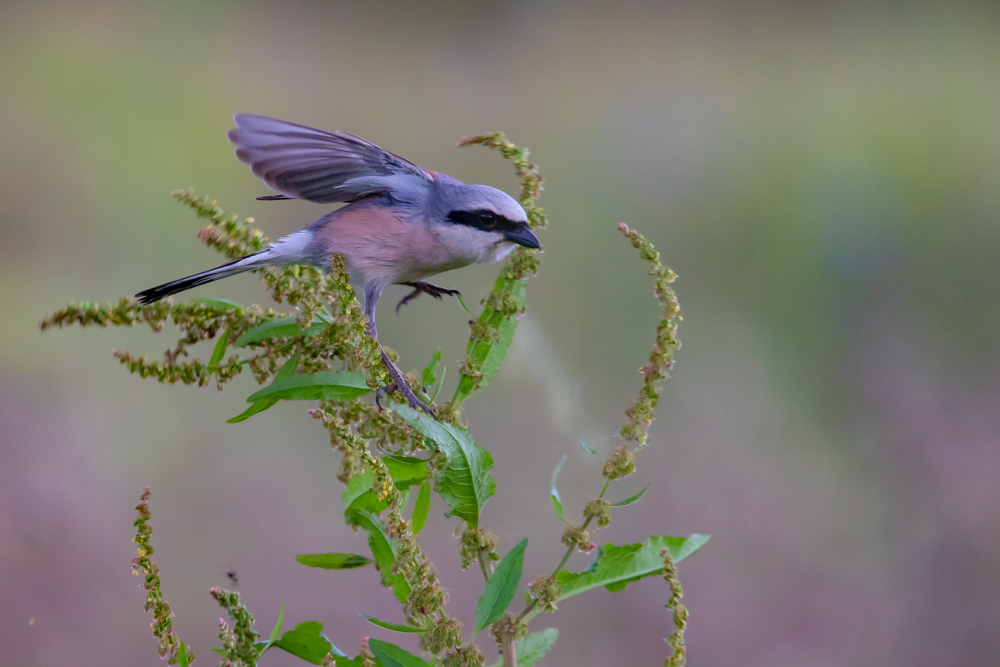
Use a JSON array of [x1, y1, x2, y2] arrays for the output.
[[447, 209, 519, 233]]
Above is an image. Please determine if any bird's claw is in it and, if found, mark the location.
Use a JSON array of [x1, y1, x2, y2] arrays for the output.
[[396, 281, 462, 315], [375, 381, 434, 415]]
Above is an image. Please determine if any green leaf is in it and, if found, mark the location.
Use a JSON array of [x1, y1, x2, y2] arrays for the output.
[[343, 471, 377, 514], [226, 354, 301, 423], [454, 292, 473, 317], [513, 628, 559, 667], [478, 311, 521, 384], [234, 315, 329, 347], [341, 470, 390, 521], [452, 276, 527, 405], [381, 455, 429, 489], [419, 350, 446, 403], [353, 510, 411, 604], [393, 405, 495, 530], [485, 629, 559, 667], [555, 535, 710, 601], [420, 349, 441, 390], [191, 297, 244, 312], [610, 483, 650, 507], [411, 480, 431, 535], [208, 331, 230, 369], [257, 602, 285, 653], [550, 455, 567, 524], [580, 441, 602, 457], [361, 614, 428, 633], [474, 537, 528, 635], [368, 638, 432, 667], [177, 641, 192, 667], [227, 396, 279, 423], [246, 370, 370, 403], [275, 353, 301, 380], [430, 366, 446, 403], [271, 621, 345, 664], [295, 553, 373, 569]]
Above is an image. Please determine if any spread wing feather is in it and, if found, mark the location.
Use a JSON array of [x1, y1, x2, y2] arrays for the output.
[[228, 113, 432, 203]]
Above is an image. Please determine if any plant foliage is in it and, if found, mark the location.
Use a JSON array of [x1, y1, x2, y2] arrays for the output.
[[43, 133, 704, 667]]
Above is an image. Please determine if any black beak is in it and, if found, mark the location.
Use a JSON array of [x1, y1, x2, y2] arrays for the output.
[[504, 224, 541, 250]]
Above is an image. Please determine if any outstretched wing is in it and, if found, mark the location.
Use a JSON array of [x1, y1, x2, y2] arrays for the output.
[[228, 113, 433, 204]]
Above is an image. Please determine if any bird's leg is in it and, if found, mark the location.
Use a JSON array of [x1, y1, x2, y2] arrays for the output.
[[363, 282, 434, 415], [395, 281, 462, 315]]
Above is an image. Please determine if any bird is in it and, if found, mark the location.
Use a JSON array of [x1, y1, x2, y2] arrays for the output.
[[135, 113, 541, 414]]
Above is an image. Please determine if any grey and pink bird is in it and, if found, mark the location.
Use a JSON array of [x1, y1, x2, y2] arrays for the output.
[[135, 114, 541, 413]]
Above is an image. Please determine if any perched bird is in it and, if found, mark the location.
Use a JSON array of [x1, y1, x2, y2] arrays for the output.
[[135, 114, 541, 413]]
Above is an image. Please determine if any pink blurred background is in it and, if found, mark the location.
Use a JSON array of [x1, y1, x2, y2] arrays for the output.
[[3, 1, 1000, 665]]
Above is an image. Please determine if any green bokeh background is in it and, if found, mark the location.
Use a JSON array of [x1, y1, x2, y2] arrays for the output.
[[3, 1, 1000, 665]]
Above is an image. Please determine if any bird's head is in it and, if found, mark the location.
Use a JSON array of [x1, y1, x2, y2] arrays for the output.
[[427, 178, 541, 264]]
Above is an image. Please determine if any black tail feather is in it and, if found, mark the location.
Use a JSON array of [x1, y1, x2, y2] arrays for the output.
[[134, 252, 264, 305]]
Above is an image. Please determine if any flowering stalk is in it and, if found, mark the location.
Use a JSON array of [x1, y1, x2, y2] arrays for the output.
[[131, 487, 192, 665], [446, 133, 547, 417], [661, 548, 687, 667], [518, 223, 684, 644], [210, 587, 261, 667]]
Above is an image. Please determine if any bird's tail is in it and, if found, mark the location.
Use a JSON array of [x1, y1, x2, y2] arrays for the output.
[[135, 250, 272, 304]]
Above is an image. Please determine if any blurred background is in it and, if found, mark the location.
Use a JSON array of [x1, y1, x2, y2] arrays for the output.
[[3, 1, 1000, 665]]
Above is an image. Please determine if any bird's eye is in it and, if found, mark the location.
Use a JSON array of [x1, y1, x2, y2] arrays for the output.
[[479, 212, 496, 229]]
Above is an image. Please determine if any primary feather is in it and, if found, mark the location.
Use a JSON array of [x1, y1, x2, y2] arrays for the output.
[[228, 113, 432, 204]]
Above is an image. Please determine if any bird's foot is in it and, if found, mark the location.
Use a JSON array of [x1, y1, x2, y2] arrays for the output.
[[376, 350, 434, 415], [375, 381, 434, 415], [395, 281, 461, 315]]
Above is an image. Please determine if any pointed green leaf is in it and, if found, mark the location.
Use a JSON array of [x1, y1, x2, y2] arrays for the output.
[[341, 470, 390, 522], [235, 315, 330, 347], [342, 471, 375, 505], [227, 354, 302, 423], [208, 331, 230, 369], [610, 483, 650, 507], [177, 642, 192, 667], [228, 396, 279, 423], [382, 455, 429, 490], [295, 553, 373, 569], [429, 365, 446, 403], [580, 441, 602, 457], [192, 297, 244, 312], [485, 628, 559, 667], [411, 480, 431, 535], [552, 534, 709, 603], [353, 510, 411, 604], [246, 370, 370, 403], [361, 614, 428, 633], [271, 621, 345, 664], [513, 628, 558, 667], [455, 292, 473, 316], [368, 638, 432, 667], [393, 405, 495, 529], [275, 353, 301, 380], [256, 602, 285, 653], [550, 455, 567, 524], [452, 276, 527, 404], [475, 537, 528, 635], [420, 350, 442, 390]]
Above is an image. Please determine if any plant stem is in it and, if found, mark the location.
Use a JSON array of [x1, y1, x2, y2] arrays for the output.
[[517, 479, 612, 621], [477, 548, 494, 582], [500, 629, 517, 667]]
